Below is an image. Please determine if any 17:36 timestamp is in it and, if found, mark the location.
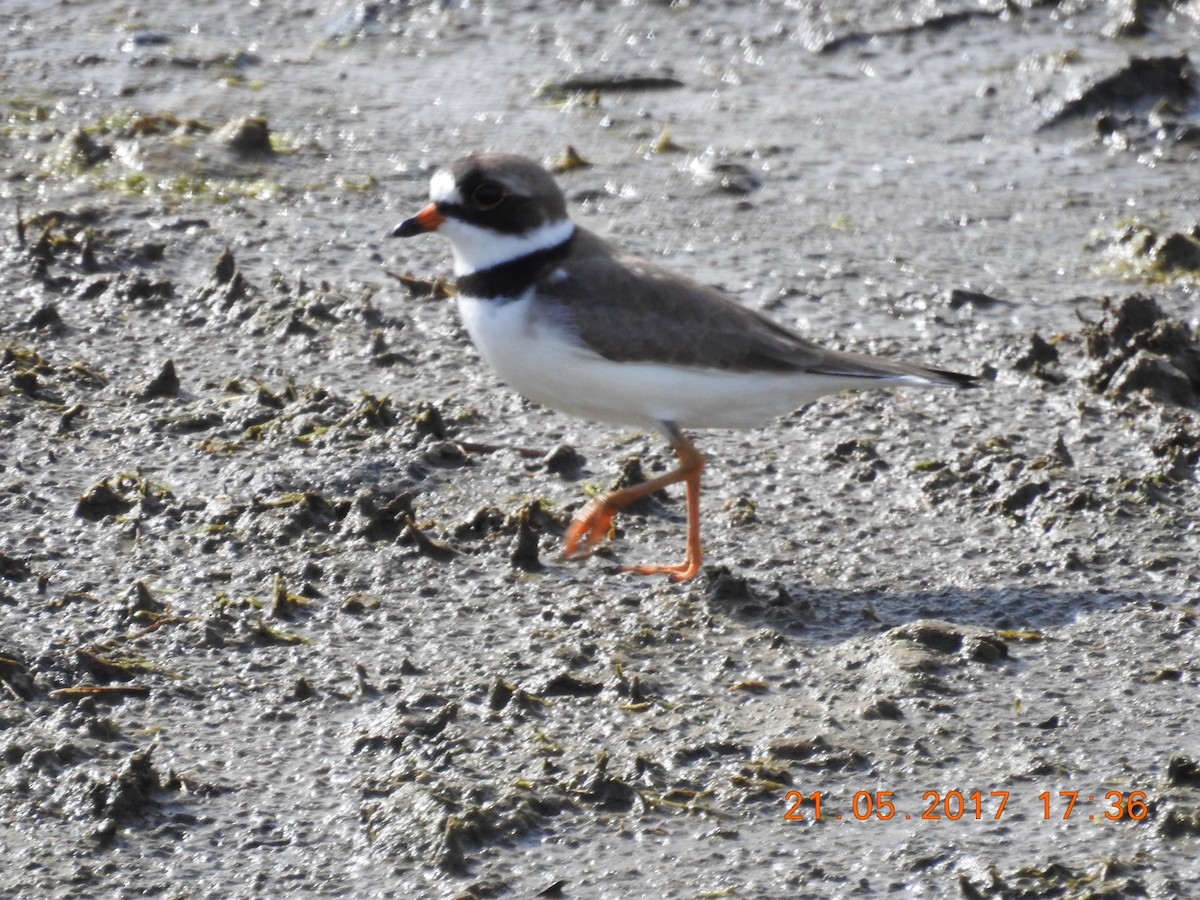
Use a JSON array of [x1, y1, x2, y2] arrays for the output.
[[784, 789, 1150, 823]]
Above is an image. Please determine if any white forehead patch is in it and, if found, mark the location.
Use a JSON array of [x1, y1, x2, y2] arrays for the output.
[[430, 168, 462, 205]]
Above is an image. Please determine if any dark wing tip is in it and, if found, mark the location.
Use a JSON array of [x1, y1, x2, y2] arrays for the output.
[[930, 367, 983, 388]]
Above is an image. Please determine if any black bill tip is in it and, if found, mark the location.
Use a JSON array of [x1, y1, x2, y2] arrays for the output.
[[391, 217, 424, 238], [390, 203, 445, 238]]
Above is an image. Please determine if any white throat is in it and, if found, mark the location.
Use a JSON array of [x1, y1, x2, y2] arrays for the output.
[[440, 217, 576, 276]]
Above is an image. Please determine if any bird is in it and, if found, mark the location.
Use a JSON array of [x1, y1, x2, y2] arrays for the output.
[[391, 152, 977, 582]]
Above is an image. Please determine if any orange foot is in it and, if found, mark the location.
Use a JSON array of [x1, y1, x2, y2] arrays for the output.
[[560, 425, 706, 581], [619, 558, 702, 583], [562, 499, 702, 582], [561, 498, 618, 560]]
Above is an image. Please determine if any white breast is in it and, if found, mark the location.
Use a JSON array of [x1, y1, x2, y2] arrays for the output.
[[455, 293, 878, 430]]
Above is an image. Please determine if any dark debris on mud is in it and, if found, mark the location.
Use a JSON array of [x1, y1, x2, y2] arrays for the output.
[[911, 292, 1200, 549]]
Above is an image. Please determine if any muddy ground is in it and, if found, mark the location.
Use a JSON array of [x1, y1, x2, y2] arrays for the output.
[[2, 1, 1200, 897]]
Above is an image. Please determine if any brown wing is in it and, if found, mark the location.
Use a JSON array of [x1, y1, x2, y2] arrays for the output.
[[534, 229, 975, 386]]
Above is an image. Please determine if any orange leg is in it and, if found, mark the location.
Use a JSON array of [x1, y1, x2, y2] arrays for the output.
[[561, 426, 706, 582]]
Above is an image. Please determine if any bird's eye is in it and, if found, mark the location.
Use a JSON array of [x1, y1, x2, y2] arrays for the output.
[[471, 181, 507, 209]]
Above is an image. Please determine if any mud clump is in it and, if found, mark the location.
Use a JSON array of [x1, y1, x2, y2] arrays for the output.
[[766, 735, 870, 772], [216, 115, 273, 156], [507, 500, 547, 572], [1043, 53, 1195, 128], [1167, 755, 1200, 788], [75, 473, 174, 521], [138, 359, 181, 399], [1104, 220, 1200, 279], [889, 620, 1009, 665], [1083, 294, 1200, 407], [0, 551, 35, 583], [1152, 231, 1200, 272], [1013, 331, 1065, 384], [1151, 425, 1200, 475], [825, 437, 890, 482]]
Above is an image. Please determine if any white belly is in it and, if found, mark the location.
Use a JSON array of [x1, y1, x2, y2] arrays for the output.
[[455, 293, 875, 430]]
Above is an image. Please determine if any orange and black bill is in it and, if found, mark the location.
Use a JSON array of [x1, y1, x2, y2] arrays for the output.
[[392, 203, 444, 238]]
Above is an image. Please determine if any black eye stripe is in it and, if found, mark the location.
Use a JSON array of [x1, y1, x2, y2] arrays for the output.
[[471, 182, 506, 207], [433, 199, 548, 235], [435, 201, 467, 219]]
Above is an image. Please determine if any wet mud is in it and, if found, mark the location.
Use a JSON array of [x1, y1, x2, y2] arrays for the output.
[[2, 1, 1200, 897]]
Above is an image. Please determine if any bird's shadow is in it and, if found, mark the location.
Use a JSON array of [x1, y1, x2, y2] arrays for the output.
[[698, 566, 1189, 644]]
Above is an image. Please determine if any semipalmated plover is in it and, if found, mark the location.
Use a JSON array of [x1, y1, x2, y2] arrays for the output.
[[392, 153, 976, 581]]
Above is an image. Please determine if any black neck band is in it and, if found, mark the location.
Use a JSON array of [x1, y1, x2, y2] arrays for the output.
[[456, 232, 575, 300]]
